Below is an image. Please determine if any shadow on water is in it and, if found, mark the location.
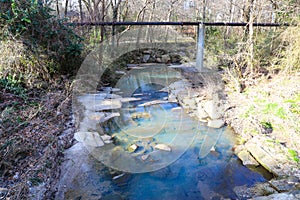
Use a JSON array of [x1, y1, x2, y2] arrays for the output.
[[69, 66, 269, 200]]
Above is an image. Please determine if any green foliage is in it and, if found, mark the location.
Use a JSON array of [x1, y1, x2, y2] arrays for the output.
[[273, 20, 300, 73], [262, 103, 287, 119], [285, 93, 300, 115], [0, 77, 26, 97], [260, 121, 273, 130], [0, 0, 83, 78], [288, 149, 299, 163]]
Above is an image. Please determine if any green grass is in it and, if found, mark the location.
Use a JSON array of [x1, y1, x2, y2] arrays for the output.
[[261, 121, 273, 129], [288, 149, 299, 163]]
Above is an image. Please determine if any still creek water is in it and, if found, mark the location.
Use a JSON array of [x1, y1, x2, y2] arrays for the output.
[[68, 66, 267, 200]]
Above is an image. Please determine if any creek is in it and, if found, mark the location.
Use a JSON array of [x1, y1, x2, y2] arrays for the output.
[[64, 66, 268, 200]]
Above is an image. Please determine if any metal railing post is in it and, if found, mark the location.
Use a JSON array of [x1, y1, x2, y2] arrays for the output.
[[196, 23, 205, 72]]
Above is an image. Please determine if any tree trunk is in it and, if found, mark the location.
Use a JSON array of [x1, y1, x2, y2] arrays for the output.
[[64, 0, 68, 17], [100, 0, 105, 42], [146, 0, 155, 43], [56, 0, 60, 18], [79, 0, 83, 23], [247, 0, 256, 74]]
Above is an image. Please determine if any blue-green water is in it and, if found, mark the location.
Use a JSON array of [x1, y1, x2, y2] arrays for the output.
[[97, 89, 266, 200], [67, 67, 268, 199]]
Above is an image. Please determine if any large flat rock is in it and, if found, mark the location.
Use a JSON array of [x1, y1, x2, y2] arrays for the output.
[[245, 136, 293, 177]]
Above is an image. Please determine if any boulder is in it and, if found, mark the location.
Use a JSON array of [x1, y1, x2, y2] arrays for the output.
[[203, 100, 224, 120], [245, 138, 286, 176], [182, 97, 196, 107], [143, 54, 151, 62], [269, 178, 299, 192], [161, 54, 171, 63], [207, 119, 225, 129], [197, 105, 209, 120], [234, 183, 277, 199]]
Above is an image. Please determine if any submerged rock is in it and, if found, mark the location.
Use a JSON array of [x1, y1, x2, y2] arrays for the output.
[[131, 112, 152, 119], [154, 144, 172, 152], [128, 144, 138, 153], [141, 154, 150, 161]]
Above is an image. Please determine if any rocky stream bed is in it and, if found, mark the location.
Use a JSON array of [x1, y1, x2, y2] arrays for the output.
[[50, 64, 300, 199]]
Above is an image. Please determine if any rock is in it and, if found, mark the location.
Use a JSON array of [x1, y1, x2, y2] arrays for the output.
[[245, 136, 291, 176], [143, 54, 151, 62], [99, 112, 120, 123], [252, 192, 297, 200], [234, 183, 277, 199], [120, 97, 142, 102], [197, 181, 222, 199], [0, 188, 8, 199], [269, 178, 299, 192], [181, 97, 196, 107], [141, 154, 150, 161], [138, 100, 170, 107], [168, 93, 177, 102], [88, 112, 105, 121], [161, 54, 171, 63], [207, 119, 225, 129], [74, 131, 104, 147], [101, 134, 112, 144], [111, 146, 124, 161], [203, 100, 224, 120], [106, 93, 122, 99], [143, 50, 151, 54], [154, 144, 172, 152], [128, 144, 138, 153], [197, 105, 209, 120], [94, 99, 122, 111], [131, 112, 152, 119], [237, 150, 260, 167], [156, 57, 162, 63], [170, 54, 181, 63], [112, 173, 126, 180], [171, 107, 182, 112], [115, 70, 126, 75]]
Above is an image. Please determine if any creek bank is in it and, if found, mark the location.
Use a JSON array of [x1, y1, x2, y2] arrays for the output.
[[224, 74, 300, 199], [161, 65, 300, 199]]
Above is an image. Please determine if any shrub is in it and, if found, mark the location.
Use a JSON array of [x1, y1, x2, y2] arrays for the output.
[[0, 0, 83, 84]]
